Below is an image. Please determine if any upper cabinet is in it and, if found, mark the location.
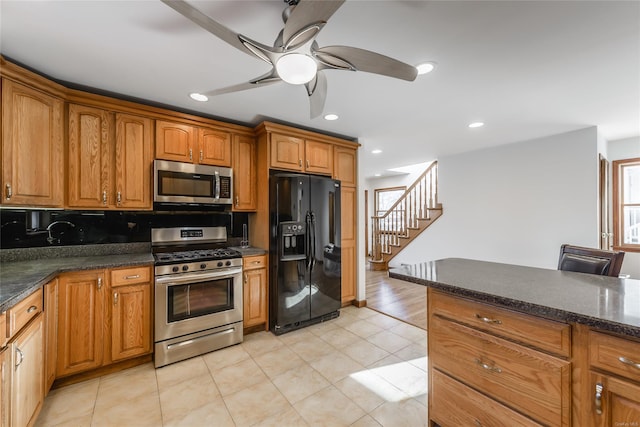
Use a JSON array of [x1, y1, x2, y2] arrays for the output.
[[1, 79, 64, 207], [232, 134, 257, 211], [333, 146, 357, 187], [68, 104, 153, 210], [156, 120, 232, 167], [269, 132, 333, 175]]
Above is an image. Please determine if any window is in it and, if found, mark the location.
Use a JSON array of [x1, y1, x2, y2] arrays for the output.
[[613, 157, 640, 252], [374, 186, 406, 232]]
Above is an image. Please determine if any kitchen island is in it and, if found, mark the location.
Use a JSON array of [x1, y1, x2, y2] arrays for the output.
[[390, 258, 640, 427]]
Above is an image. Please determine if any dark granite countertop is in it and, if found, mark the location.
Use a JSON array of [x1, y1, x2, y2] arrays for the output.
[[228, 246, 268, 257], [389, 258, 640, 338], [0, 244, 153, 313]]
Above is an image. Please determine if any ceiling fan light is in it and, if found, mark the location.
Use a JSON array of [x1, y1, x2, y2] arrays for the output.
[[416, 62, 436, 75], [189, 93, 208, 102], [276, 53, 317, 85]]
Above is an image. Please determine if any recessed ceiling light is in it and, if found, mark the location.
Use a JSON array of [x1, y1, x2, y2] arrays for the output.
[[468, 122, 484, 128], [416, 62, 436, 75], [371, 149, 382, 154], [189, 93, 208, 102], [374, 173, 382, 177], [324, 113, 339, 121]]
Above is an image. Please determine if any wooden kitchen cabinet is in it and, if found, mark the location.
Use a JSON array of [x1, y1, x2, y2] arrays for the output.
[[340, 186, 357, 304], [56, 270, 106, 377], [44, 280, 58, 394], [110, 267, 152, 362], [0, 345, 8, 427], [588, 331, 640, 426], [242, 255, 267, 329], [114, 113, 153, 209], [333, 146, 357, 187], [232, 134, 257, 211], [1, 79, 64, 207], [269, 132, 333, 175], [9, 313, 44, 427], [428, 289, 572, 427], [68, 104, 153, 210], [156, 120, 232, 167]]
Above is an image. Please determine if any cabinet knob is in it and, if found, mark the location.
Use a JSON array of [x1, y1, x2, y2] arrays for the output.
[[306, 160, 309, 168], [594, 382, 603, 415], [5, 183, 12, 200], [97, 277, 103, 289], [114, 292, 119, 305], [244, 273, 247, 284], [102, 191, 108, 205], [116, 191, 122, 206], [189, 148, 193, 161], [298, 159, 302, 167], [200, 150, 204, 162], [235, 196, 239, 207]]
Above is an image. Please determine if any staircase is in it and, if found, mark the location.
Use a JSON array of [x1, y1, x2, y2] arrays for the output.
[[369, 161, 443, 271]]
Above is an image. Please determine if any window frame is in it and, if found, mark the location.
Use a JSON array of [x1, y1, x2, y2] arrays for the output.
[[612, 157, 640, 253]]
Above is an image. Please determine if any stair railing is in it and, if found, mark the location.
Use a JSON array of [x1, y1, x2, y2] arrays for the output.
[[371, 161, 439, 262]]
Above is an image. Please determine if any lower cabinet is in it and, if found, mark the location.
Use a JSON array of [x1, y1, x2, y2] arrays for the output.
[[0, 345, 7, 427], [57, 266, 152, 378], [242, 255, 267, 329], [10, 314, 44, 427], [44, 280, 58, 393]]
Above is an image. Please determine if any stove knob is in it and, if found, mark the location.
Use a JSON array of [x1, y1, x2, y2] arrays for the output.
[[217, 261, 223, 267], [182, 265, 189, 271], [200, 263, 207, 269], [225, 260, 231, 266], [172, 266, 179, 273]]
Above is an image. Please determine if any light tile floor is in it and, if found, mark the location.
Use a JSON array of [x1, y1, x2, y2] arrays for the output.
[[36, 306, 428, 427]]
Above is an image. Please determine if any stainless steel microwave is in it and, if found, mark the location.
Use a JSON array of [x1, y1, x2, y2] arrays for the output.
[[154, 160, 233, 205]]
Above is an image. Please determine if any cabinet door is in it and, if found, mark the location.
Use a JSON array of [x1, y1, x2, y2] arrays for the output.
[[111, 283, 151, 362], [305, 140, 333, 175], [341, 186, 357, 303], [1, 345, 9, 427], [591, 372, 640, 427], [270, 133, 304, 172], [243, 268, 267, 328], [57, 271, 105, 377], [333, 147, 357, 187], [114, 113, 153, 210], [155, 120, 196, 163], [10, 314, 44, 427], [68, 104, 113, 208], [1, 79, 64, 207], [232, 134, 257, 211], [44, 280, 58, 394], [199, 128, 231, 166]]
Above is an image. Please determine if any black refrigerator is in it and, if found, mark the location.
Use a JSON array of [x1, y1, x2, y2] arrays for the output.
[[269, 172, 342, 335]]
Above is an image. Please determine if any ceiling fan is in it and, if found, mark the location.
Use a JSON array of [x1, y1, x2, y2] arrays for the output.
[[161, 0, 418, 118]]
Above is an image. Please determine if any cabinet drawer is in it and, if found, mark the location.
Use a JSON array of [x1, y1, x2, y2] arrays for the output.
[[243, 255, 266, 271], [430, 315, 571, 426], [430, 290, 571, 356], [7, 288, 43, 339], [111, 266, 152, 287], [431, 370, 542, 427], [590, 331, 640, 381]]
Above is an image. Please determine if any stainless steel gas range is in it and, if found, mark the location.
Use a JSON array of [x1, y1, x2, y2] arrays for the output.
[[152, 226, 243, 368]]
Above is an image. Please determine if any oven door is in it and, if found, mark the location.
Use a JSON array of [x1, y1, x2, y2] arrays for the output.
[[155, 267, 243, 342]]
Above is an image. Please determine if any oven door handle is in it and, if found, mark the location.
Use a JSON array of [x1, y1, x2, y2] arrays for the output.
[[155, 267, 242, 285]]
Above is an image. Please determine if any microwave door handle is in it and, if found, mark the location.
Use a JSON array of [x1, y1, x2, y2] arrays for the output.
[[214, 172, 220, 199]]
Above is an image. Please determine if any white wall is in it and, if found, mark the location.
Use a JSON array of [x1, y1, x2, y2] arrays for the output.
[[390, 127, 601, 270], [607, 136, 640, 279]]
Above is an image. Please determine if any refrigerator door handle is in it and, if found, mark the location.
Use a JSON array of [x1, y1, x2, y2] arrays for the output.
[[305, 212, 313, 271], [310, 212, 317, 272]]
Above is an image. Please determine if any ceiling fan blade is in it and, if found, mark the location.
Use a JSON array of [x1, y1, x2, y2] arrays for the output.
[[283, 1, 344, 48], [203, 72, 281, 96], [161, 0, 251, 57], [306, 71, 327, 119], [316, 45, 418, 81]]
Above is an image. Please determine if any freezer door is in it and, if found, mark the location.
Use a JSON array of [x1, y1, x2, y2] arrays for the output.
[[308, 176, 342, 318]]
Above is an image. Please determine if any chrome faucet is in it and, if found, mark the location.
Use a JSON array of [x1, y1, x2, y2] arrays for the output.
[[46, 220, 75, 244]]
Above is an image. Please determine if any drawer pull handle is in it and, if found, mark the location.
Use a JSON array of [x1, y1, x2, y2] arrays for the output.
[[124, 275, 141, 280], [475, 358, 502, 373], [15, 348, 24, 368], [595, 382, 603, 415], [252, 261, 261, 264], [26, 305, 37, 314], [618, 356, 640, 370], [475, 314, 502, 324]]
